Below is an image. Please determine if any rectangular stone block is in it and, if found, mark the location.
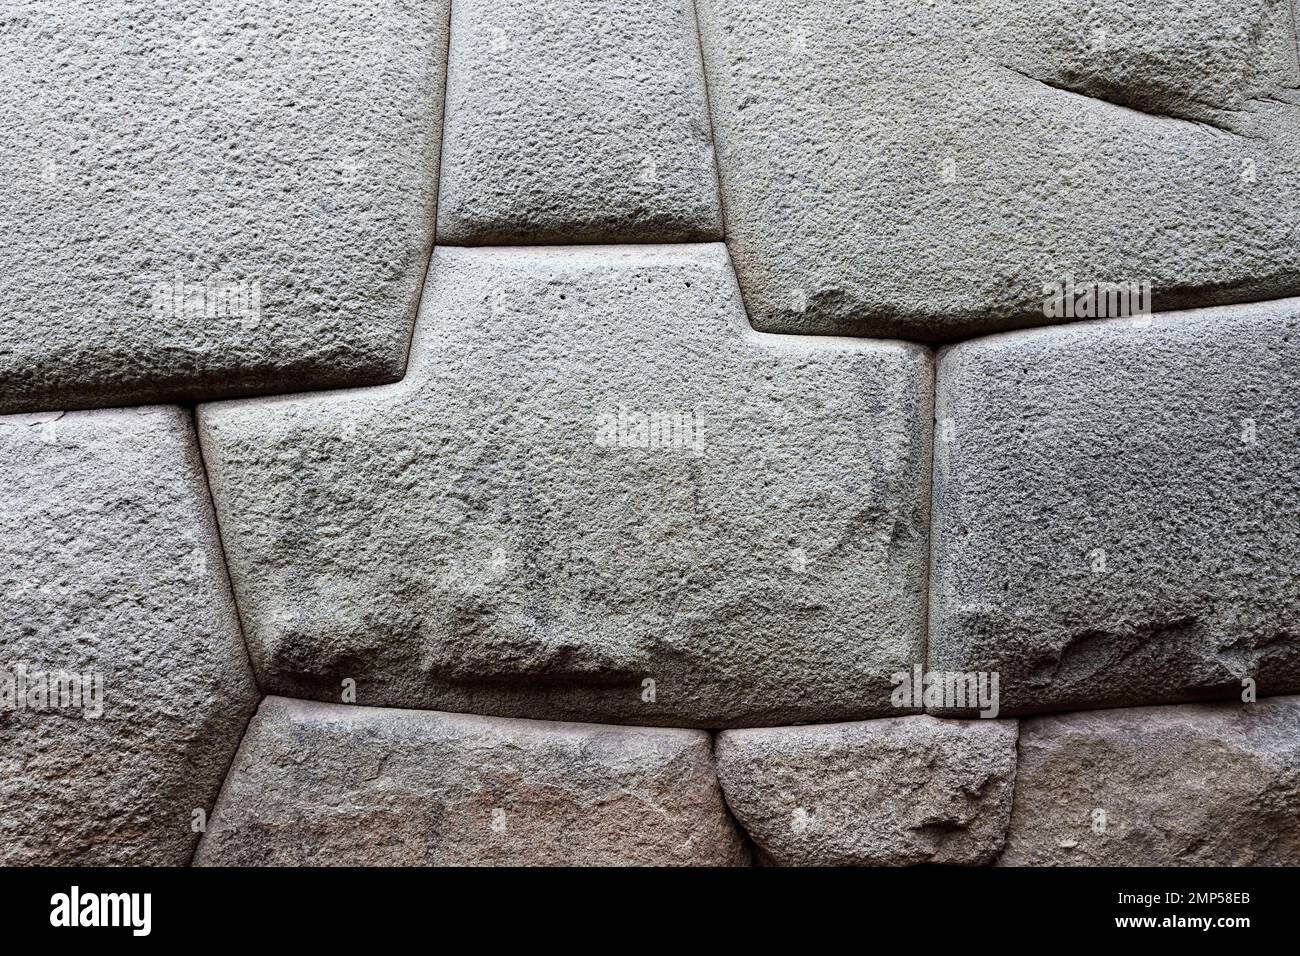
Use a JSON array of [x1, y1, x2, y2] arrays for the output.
[[930, 299, 1300, 715], [437, 0, 722, 244], [1003, 696, 1300, 865], [195, 697, 748, 866]]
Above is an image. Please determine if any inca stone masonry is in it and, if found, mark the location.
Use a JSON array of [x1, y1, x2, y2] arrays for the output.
[[2, 0, 1298, 866]]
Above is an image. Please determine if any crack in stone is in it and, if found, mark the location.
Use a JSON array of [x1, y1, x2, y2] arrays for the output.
[[1001, 65, 1262, 140]]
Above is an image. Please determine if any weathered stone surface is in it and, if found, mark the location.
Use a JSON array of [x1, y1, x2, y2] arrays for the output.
[[0, 0, 447, 414], [0, 406, 258, 865], [697, 0, 1300, 340], [195, 696, 747, 865], [716, 716, 1018, 866], [198, 244, 931, 727], [437, 0, 721, 245], [930, 299, 1300, 715], [1002, 696, 1300, 865]]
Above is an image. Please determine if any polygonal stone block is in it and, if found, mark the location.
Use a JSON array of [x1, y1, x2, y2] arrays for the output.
[[0, 406, 258, 864], [198, 244, 932, 727], [0, 0, 448, 413], [195, 696, 748, 866], [716, 716, 1018, 866], [697, 0, 1300, 340]]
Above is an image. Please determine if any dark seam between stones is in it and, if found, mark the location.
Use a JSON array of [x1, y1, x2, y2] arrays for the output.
[[189, 404, 262, 696], [689, 0, 728, 243], [395, 0, 456, 385], [708, 730, 762, 866], [188, 697, 263, 866]]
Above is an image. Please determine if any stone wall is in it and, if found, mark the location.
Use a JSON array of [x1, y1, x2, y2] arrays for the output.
[[2, 0, 1298, 866]]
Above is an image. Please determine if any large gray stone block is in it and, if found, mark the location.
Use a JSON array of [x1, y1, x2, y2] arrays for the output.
[[198, 244, 931, 727], [195, 696, 748, 866], [0, 0, 447, 414], [716, 716, 1018, 866], [1002, 697, 1300, 865], [930, 298, 1300, 715], [697, 0, 1300, 340], [0, 406, 258, 865], [437, 0, 722, 244]]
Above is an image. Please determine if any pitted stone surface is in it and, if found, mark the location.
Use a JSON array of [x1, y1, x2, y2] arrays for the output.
[[0, 0, 447, 414], [195, 696, 748, 866], [716, 716, 1018, 866], [198, 244, 931, 727], [9, 0, 1299, 870], [437, 0, 722, 244], [930, 299, 1300, 716], [1002, 697, 1300, 865], [0, 406, 258, 865], [697, 0, 1300, 340]]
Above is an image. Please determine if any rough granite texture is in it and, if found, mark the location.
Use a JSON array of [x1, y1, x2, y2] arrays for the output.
[[7, 0, 1300, 869], [0, 0, 447, 414], [716, 716, 1019, 866], [1002, 696, 1300, 866], [0, 406, 258, 865], [437, 0, 721, 244], [696, 0, 1300, 340], [931, 298, 1300, 716], [195, 696, 748, 866], [197, 244, 932, 727]]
